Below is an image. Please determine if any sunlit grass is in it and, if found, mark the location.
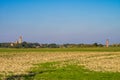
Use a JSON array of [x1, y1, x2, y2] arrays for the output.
[[0, 47, 120, 52], [6, 62, 120, 80]]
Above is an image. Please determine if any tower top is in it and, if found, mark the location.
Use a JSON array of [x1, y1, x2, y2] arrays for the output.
[[20, 36, 22, 39]]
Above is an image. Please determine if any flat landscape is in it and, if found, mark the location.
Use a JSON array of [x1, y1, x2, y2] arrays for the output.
[[1, 0, 120, 80], [0, 48, 120, 80]]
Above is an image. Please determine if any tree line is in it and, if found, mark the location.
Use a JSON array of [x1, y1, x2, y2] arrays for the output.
[[0, 42, 120, 48]]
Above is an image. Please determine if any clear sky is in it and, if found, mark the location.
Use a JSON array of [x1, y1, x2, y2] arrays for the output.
[[0, 0, 120, 44]]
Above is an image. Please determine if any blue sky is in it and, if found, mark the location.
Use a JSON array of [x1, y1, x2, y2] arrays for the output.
[[0, 0, 120, 44]]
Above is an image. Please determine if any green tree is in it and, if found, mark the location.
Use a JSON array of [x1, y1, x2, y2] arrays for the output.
[[48, 43, 59, 48], [93, 43, 98, 47]]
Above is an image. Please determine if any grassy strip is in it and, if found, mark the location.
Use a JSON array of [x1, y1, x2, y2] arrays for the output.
[[0, 47, 120, 53], [6, 62, 120, 80]]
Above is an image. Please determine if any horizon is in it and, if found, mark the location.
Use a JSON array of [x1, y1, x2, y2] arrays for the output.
[[0, 0, 120, 44], [0, 36, 118, 45]]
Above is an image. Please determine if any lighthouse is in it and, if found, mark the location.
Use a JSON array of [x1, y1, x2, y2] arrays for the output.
[[106, 39, 109, 48]]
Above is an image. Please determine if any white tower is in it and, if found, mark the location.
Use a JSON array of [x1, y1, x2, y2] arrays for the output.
[[18, 36, 22, 44]]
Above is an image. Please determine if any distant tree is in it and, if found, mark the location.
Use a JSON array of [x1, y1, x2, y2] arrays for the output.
[[21, 42, 29, 48], [32, 43, 40, 48], [63, 44, 70, 48], [0, 43, 11, 48], [40, 44, 48, 48], [93, 43, 98, 47], [98, 44, 103, 47], [48, 43, 59, 48], [14, 44, 22, 48]]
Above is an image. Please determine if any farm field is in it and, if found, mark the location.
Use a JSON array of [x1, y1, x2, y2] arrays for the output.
[[0, 48, 120, 80]]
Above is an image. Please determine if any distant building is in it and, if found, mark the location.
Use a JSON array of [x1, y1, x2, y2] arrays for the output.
[[106, 39, 109, 47], [18, 36, 22, 44], [10, 36, 23, 46], [10, 43, 14, 46]]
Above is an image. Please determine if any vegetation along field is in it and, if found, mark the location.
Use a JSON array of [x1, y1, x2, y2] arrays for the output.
[[0, 47, 120, 80]]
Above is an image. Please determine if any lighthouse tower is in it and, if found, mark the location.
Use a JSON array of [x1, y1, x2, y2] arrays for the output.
[[106, 39, 109, 48], [18, 36, 22, 44]]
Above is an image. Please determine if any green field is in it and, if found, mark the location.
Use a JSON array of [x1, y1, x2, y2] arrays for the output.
[[0, 47, 120, 80], [0, 47, 120, 52]]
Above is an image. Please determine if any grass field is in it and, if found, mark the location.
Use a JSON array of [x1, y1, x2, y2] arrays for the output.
[[0, 47, 120, 52], [0, 47, 120, 80]]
